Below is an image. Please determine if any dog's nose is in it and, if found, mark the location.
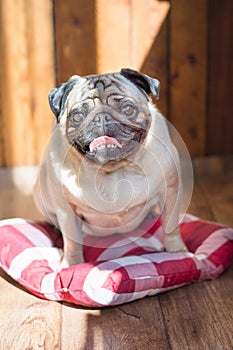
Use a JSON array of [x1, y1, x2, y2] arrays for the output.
[[93, 113, 113, 123]]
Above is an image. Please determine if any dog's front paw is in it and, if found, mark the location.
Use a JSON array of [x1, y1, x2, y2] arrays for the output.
[[59, 252, 85, 269], [164, 230, 188, 253]]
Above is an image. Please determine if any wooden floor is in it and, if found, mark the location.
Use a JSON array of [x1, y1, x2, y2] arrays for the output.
[[0, 156, 232, 350]]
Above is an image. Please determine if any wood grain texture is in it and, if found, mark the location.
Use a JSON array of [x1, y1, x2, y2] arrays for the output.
[[54, 0, 97, 83], [0, 270, 61, 349], [96, 0, 169, 73], [169, 0, 208, 156], [0, 157, 232, 349], [141, 17, 169, 118], [25, 0, 56, 164], [206, 0, 233, 155], [159, 268, 233, 350], [61, 298, 172, 349], [130, 0, 169, 71], [0, 0, 31, 166], [192, 156, 233, 228], [0, 0, 55, 167], [0, 167, 43, 221], [0, 71, 6, 166], [55, 0, 169, 75], [61, 305, 99, 349], [95, 0, 131, 73], [1, 1, 233, 167]]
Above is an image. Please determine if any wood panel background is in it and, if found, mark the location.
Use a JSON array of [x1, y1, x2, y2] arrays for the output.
[[0, 0, 55, 167], [0, 0, 232, 167]]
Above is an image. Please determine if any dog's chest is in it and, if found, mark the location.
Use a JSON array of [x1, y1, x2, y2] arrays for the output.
[[63, 167, 161, 235]]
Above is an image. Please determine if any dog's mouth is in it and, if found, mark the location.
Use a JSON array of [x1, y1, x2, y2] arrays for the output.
[[73, 136, 122, 154], [89, 136, 122, 154], [73, 131, 144, 164]]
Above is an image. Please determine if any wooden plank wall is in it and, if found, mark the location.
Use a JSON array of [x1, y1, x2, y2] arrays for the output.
[[207, 0, 233, 155], [169, 0, 207, 156], [0, 0, 232, 167], [53, 0, 97, 82], [0, 0, 55, 167]]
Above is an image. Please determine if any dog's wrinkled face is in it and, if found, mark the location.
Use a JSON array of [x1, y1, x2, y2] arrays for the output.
[[49, 69, 160, 165]]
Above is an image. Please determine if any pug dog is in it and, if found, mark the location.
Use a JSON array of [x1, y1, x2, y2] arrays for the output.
[[33, 68, 187, 267]]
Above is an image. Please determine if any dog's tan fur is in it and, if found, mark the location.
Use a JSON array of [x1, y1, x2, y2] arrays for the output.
[[34, 70, 186, 266]]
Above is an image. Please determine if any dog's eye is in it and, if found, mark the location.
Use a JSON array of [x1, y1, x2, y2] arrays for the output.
[[121, 103, 136, 117], [70, 110, 85, 124]]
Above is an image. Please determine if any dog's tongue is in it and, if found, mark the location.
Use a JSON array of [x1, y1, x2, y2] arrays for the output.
[[89, 136, 122, 153]]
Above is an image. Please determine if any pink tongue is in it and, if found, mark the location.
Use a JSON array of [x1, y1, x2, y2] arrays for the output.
[[89, 136, 122, 153]]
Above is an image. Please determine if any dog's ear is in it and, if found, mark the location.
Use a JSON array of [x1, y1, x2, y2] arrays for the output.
[[120, 68, 160, 99], [48, 76, 79, 121]]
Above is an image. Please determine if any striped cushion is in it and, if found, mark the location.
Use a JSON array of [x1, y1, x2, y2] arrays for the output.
[[0, 214, 233, 307]]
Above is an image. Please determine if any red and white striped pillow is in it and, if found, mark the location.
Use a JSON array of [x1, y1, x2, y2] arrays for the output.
[[0, 214, 232, 307]]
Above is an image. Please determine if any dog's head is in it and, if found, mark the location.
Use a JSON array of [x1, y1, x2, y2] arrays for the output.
[[49, 69, 160, 166]]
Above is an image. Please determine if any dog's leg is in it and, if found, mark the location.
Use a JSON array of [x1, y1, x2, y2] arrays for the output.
[[34, 178, 84, 267], [161, 177, 187, 253], [56, 208, 84, 267], [61, 235, 84, 268]]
